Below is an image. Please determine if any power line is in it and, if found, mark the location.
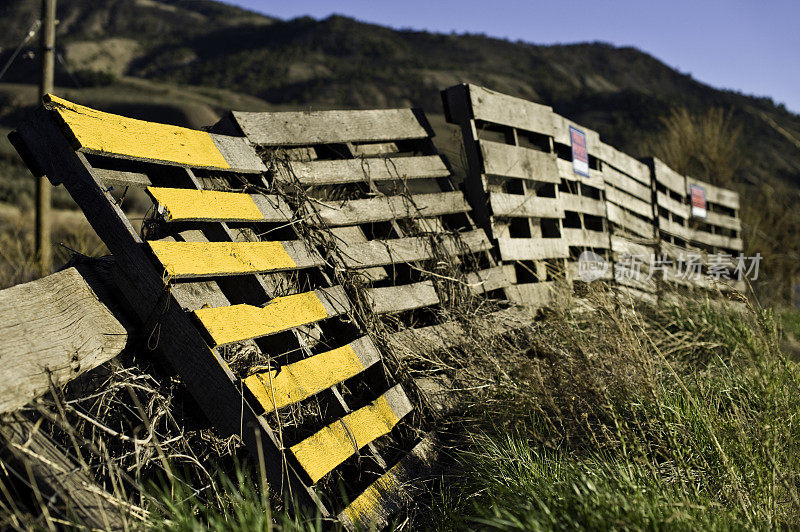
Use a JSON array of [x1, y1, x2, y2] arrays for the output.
[[0, 20, 41, 82]]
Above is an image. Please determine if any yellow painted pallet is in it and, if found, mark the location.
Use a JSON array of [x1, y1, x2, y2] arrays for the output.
[[10, 96, 441, 529]]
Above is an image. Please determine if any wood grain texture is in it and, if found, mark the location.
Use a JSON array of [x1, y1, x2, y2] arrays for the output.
[[465, 84, 554, 135], [561, 228, 610, 249], [282, 156, 448, 185], [652, 157, 686, 195], [480, 140, 560, 183], [290, 385, 413, 483], [367, 281, 440, 315], [599, 143, 650, 185], [46, 95, 264, 172], [656, 191, 690, 219], [607, 204, 655, 239], [244, 336, 380, 412], [232, 109, 430, 146], [147, 187, 293, 223], [601, 165, 651, 202], [496, 237, 569, 261], [466, 265, 512, 294], [195, 287, 349, 347], [605, 186, 654, 219], [338, 434, 440, 530], [490, 192, 563, 218], [0, 267, 128, 414], [311, 191, 470, 226], [558, 193, 606, 217], [148, 240, 322, 278]]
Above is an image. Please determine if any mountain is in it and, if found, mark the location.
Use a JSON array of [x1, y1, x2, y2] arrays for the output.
[[1, 0, 799, 196]]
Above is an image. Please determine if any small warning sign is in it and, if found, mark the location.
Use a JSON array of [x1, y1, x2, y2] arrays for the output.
[[569, 126, 589, 177], [690, 184, 707, 218]]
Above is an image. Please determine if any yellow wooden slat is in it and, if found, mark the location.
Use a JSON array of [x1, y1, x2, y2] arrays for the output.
[[148, 241, 296, 278], [194, 291, 329, 346], [244, 338, 379, 412], [147, 187, 263, 222], [290, 385, 411, 483], [45, 94, 230, 169]]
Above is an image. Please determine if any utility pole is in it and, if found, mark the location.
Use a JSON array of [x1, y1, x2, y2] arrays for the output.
[[36, 0, 55, 275]]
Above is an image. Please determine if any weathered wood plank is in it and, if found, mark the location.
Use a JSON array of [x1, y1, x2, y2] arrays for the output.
[[311, 191, 470, 226], [489, 191, 563, 218], [599, 143, 649, 185], [606, 203, 655, 239], [93, 167, 153, 188], [231, 109, 431, 146], [338, 434, 440, 530], [688, 178, 740, 210], [194, 286, 350, 347], [704, 210, 742, 232], [46, 95, 265, 173], [290, 385, 413, 483], [556, 158, 605, 186], [338, 229, 490, 269], [466, 265, 511, 294], [282, 156, 448, 185], [505, 281, 558, 308], [652, 158, 686, 195], [367, 281, 440, 315], [559, 192, 607, 217], [602, 165, 651, 202], [244, 336, 380, 412], [605, 186, 654, 219], [480, 140, 560, 183], [496, 237, 569, 261], [147, 187, 293, 223], [461, 84, 554, 135], [0, 267, 128, 415], [148, 240, 323, 278], [551, 115, 601, 157], [656, 190, 690, 219], [561, 228, 610, 249]]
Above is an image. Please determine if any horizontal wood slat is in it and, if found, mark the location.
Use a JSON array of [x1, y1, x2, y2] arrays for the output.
[[232, 109, 431, 146], [505, 281, 558, 308], [311, 191, 470, 226], [605, 186, 654, 219], [367, 281, 440, 315], [94, 167, 153, 188], [465, 84, 554, 135], [244, 336, 381, 412], [148, 240, 323, 278], [283, 156, 449, 185], [339, 435, 440, 530], [489, 192, 563, 218], [466, 265, 511, 294], [602, 165, 651, 202], [688, 178, 740, 210], [480, 140, 560, 183], [562, 228, 610, 249], [146, 187, 293, 222], [46, 95, 265, 172], [652, 158, 686, 195], [290, 385, 413, 483], [559, 193, 607, 217], [338, 229, 490, 269], [656, 191, 689, 218], [606, 204, 655, 239], [551, 115, 601, 157], [496, 237, 569, 261], [556, 158, 605, 185], [194, 286, 350, 347], [599, 144, 650, 185]]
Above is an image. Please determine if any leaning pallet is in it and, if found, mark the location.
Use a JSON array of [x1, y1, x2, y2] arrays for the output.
[[215, 106, 527, 369], [650, 157, 745, 294], [10, 96, 439, 530], [443, 84, 614, 305]]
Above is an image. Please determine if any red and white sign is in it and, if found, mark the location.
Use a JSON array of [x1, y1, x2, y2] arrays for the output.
[[690, 184, 707, 218], [569, 126, 589, 177]]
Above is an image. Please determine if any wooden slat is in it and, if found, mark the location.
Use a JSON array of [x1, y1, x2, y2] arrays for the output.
[[338, 229, 490, 269], [656, 190, 689, 218], [602, 165, 651, 202], [46, 95, 265, 173], [148, 240, 323, 278], [551, 115, 601, 157], [559, 193, 606, 217], [489, 192, 563, 218], [0, 266, 128, 415], [685, 227, 744, 251], [351, 142, 400, 156], [146, 187, 293, 222], [653, 158, 686, 195], [464, 84, 554, 135], [367, 281, 440, 315], [556, 158, 605, 186], [244, 336, 381, 412], [606, 203, 655, 239], [311, 191, 470, 226], [562, 228, 610, 249], [480, 140, 560, 183], [94, 167, 153, 188], [496, 237, 569, 261], [610, 235, 656, 258], [232, 109, 430, 146], [605, 186, 654, 219], [599, 143, 650, 185], [505, 281, 558, 308], [466, 265, 511, 294], [290, 385, 413, 483], [194, 287, 350, 347], [283, 155, 448, 185], [339, 434, 440, 530], [704, 210, 742, 231]]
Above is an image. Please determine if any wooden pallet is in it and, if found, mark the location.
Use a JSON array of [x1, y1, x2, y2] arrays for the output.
[[10, 96, 439, 529], [650, 157, 744, 293], [443, 84, 622, 305], [216, 106, 523, 357]]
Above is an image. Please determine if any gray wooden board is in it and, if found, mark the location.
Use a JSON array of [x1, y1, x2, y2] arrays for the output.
[[311, 191, 470, 226], [0, 266, 128, 414], [231, 109, 431, 146], [367, 281, 440, 315], [489, 192, 563, 218], [496, 237, 569, 261], [480, 140, 560, 183], [283, 155, 449, 185]]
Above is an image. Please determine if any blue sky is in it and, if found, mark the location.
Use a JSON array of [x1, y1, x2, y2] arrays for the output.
[[223, 0, 799, 114]]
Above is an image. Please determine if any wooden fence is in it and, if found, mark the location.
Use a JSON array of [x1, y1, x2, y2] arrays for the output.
[[6, 88, 744, 529]]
